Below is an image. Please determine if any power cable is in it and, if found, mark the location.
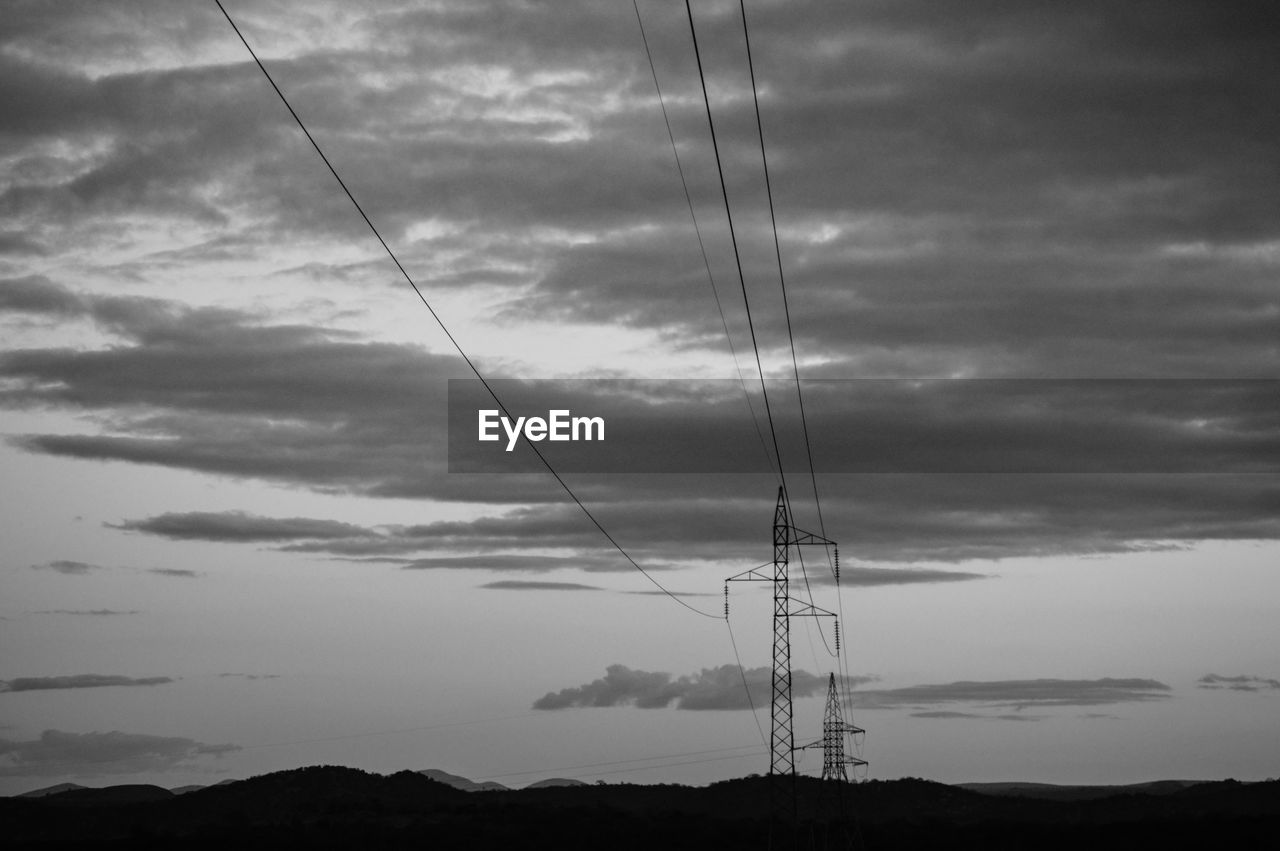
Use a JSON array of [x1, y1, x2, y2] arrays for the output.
[[684, 0, 789, 498], [726, 605, 769, 749], [737, 0, 830, 550], [214, 0, 718, 620], [632, 0, 777, 483], [736, 0, 843, 666]]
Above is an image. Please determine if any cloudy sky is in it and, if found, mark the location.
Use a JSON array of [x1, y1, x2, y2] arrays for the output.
[[2, 0, 1279, 793]]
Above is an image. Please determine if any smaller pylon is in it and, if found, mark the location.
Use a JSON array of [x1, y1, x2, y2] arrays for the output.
[[818, 673, 866, 783]]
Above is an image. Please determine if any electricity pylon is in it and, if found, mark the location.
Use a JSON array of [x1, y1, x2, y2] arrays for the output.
[[798, 674, 868, 850], [726, 486, 836, 825], [812, 672, 866, 783]]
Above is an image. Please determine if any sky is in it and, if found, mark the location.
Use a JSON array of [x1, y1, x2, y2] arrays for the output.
[[2, 0, 1279, 794]]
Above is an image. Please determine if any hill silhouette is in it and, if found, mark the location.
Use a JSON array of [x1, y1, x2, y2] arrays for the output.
[[2, 767, 1277, 848], [417, 768, 508, 792]]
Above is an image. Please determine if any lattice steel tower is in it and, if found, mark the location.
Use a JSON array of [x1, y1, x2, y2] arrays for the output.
[[818, 672, 866, 783], [727, 487, 836, 819]]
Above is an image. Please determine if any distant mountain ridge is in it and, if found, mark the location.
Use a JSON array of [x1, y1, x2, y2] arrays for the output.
[[417, 769, 508, 792], [958, 780, 1211, 801], [2, 768, 1275, 848], [526, 777, 587, 788], [16, 782, 86, 798]]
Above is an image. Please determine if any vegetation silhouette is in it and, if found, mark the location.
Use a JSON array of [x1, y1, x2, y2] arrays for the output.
[[2, 766, 1278, 848]]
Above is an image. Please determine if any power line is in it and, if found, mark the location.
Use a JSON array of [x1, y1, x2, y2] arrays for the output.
[[737, 0, 829, 548], [736, 0, 841, 665], [632, 0, 777, 483], [213, 0, 718, 620], [684, 0, 789, 498], [636, 0, 795, 729], [726, 604, 769, 749]]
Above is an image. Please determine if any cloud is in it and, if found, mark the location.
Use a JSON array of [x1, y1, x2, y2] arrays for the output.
[[113, 511, 371, 542], [815, 567, 991, 587], [851, 678, 1172, 710], [481, 580, 601, 591], [147, 568, 200, 579], [533, 664, 875, 711], [29, 560, 102, 576], [3, 0, 1280, 574], [32, 609, 141, 616], [1198, 673, 1280, 692], [217, 673, 281, 681], [0, 675, 173, 693], [400, 554, 639, 573], [3, 280, 1276, 568], [0, 276, 83, 316], [534, 668, 1168, 714], [0, 1, 1278, 380], [100, 464, 1280, 570], [910, 711, 1044, 722], [0, 729, 239, 777]]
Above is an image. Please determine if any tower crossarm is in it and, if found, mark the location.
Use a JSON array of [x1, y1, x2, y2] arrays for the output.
[[786, 599, 837, 619], [787, 527, 836, 547], [725, 564, 774, 583]]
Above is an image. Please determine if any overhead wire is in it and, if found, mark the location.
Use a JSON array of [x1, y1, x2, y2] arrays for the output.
[[735, 2, 864, 754], [632, 0, 777, 485], [684, 0, 789, 499], [737, 0, 831, 556], [735, 0, 837, 665], [634, 0, 781, 744], [214, 0, 719, 621], [726, 602, 769, 749]]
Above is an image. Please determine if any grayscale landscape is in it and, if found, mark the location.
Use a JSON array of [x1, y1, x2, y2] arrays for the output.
[[2, 1, 1278, 846]]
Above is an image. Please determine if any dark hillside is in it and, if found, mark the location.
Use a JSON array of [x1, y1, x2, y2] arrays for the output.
[[2, 769, 1276, 849]]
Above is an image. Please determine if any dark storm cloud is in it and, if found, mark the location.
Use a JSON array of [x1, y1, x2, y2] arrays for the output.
[[488, 1, 1280, 379], [851, 678, 1172, 710], [1197, 673, 1280, 692], [0, 675, 173, 693], [1, 281, 491, 500], [6, 278, 1280, 560], [3, 0, 1280, 565], [228, 472, 1280, 565], [532, 664, 874, 711], [0, 1, 1277, 383], [29, 560, 102, 576], [0, 729, 238, 777], [481, 580, 601, 592], [0, 0, 700, 296]]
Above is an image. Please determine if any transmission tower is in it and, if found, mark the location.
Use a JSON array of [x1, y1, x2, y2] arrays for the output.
[[726, 486, 836, 822], [798, 673, 868, 850], [806, 673, 867, 782]]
